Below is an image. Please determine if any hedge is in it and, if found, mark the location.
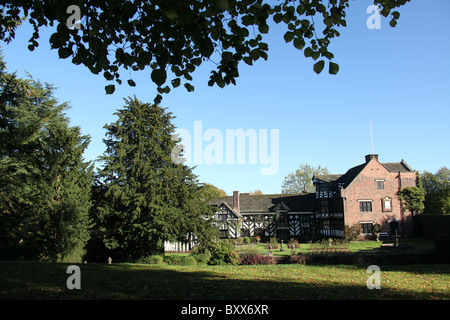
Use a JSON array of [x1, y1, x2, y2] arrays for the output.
[[414, 214, 450, 239], [290, 252, 450, 265]]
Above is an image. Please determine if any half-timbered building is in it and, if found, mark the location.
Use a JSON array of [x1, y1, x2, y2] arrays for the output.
[[209, 154, 417, 241]]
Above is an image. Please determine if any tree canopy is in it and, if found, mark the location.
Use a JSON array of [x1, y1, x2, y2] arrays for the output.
[[421, 167, 450, 215], [282, 163, 328, 194], [0, 0, 409, 102]]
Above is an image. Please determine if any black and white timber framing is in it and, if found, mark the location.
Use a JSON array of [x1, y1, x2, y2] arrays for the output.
[[210, 192, 344, 241]]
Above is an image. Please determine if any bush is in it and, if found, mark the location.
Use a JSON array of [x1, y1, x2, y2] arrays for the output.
[[136, 255, 164, 264], [288, 238, 300, 249], [182, 256, 198, 266], [240, 254, 275, 265], [434, 233, 450, 257], [208, 240, 240, 265], [344, 224, 361, 241], [165, 255, 185, 265], [190, 249, 211, 265], [165, 255, 199, 266], [290, 254, 309, 264]]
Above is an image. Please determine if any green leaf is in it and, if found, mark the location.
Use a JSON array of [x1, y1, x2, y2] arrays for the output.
[[127, 79, 136, 87], [171, 78, 181, 88], [293, 37, 305, 50], [151, 68, 167, 87], [105, 84, 115, 94], [184, 83, 195, 92], [304, 47, 313, 57], [104, 71, 114, 81], [249, 39, 258, 47], [258, 24, 269, 34], [313, 60, 325, 74], [243, 56, 253, 65], [58, 47, 72, 59], [283, 31, 295, 43], [389, 19, 397, 28], [273, 13, 283, 24], [329, 62, 339, 75], [311, 51, 320, 61]]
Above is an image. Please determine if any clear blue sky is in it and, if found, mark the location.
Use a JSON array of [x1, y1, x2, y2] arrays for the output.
[[2, 0, 449, 195]]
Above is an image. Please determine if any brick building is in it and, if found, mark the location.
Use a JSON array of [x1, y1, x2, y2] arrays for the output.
[[209, 154, 417, 240]]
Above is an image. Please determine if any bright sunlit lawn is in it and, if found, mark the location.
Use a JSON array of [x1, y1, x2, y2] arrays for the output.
[[1, 260, 449, 300]]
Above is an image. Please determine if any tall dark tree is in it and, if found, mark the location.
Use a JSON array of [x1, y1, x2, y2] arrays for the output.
[[0, 57, 93, 261], [0, 0, 409, 101], [94, 97, 216, 261]]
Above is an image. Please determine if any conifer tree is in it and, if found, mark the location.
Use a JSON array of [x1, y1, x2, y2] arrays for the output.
[[95, 97, 215, 261], [0, 56, 93, 261]]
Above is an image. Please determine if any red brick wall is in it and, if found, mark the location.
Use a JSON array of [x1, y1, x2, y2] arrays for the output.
[[341, 159, 416, 236]]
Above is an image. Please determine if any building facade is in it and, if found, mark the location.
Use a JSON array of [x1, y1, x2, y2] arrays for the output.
[[209, 154, 417, 241]]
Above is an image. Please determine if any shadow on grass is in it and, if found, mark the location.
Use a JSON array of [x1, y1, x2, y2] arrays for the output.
[[0, 261, 449, 300]]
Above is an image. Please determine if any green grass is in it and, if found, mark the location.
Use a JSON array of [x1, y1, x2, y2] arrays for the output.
[[235, 239, 436, 256], [236, 240, 377, 256], [1, 261, 449, 300]]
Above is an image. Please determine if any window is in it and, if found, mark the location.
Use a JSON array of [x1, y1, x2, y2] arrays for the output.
[[320, 200, 329, 213], [359, 200, 373, 212], [361, 222, 373, 234], [376, 180, 385, 190]]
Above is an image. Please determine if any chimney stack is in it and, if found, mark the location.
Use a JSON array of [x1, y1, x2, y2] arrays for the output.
[[365, 154, 379, 163], [233, 190, 240, 214]]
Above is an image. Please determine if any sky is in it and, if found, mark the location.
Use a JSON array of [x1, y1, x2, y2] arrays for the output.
[[2, 0, 449, 196]]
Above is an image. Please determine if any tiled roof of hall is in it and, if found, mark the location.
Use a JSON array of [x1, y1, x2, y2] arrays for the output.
[[381, 160, 414, 173], [314, 156, 414, 189], [209, 193, 317, 214]]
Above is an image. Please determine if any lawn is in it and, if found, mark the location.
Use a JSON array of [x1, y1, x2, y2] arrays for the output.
[[1, 261, 449, 300], [234, 239, 435, 256]]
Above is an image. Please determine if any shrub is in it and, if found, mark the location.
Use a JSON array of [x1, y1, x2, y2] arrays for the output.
[[165, 255, 185, 265], [344, 224, 361, 241], [190, 249, 211, 265], [208, 240, 240, 265], [288, 238, 300, 249], [240, 254, 275, 265], [434, 233, 450, 257], [182, 256, 198, 266], [136, 255, 164, 264], [290, 254, 309, 264]]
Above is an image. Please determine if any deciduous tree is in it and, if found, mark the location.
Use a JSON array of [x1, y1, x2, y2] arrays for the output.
[[0, 0, 409, 102], [282, 163, 328, 194]]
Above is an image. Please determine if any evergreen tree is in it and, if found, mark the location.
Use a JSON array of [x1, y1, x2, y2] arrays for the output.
[[0, 57, 93, 261], [95, 97, 215, 261]]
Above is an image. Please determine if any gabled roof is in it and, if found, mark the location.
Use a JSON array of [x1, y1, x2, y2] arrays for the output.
[[314, 157, 414, 189], [209, 193, 317, 214], [314, 163, 367, 188], [218, 202, 242, 218]]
